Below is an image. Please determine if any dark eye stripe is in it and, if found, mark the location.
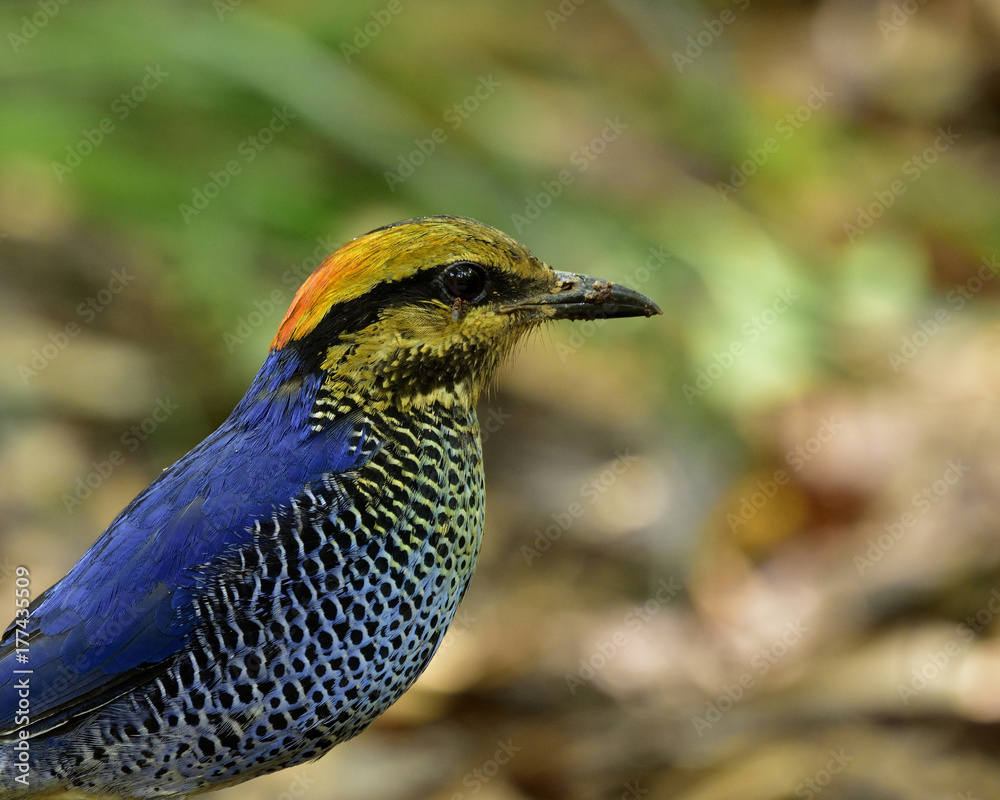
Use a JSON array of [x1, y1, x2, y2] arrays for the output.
[[289, 264, 539, 372]]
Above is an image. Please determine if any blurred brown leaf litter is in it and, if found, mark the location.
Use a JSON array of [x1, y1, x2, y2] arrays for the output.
[[5, 0, 1000, 797]]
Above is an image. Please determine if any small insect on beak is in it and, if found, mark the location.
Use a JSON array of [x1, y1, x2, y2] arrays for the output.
[[501, 270, 662, 321]]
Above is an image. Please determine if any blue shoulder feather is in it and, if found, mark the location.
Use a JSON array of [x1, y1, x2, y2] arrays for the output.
[[0, 348, 371, 736]]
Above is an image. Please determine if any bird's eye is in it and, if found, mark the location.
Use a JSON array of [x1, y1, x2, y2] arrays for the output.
[[441, 262, 488, 302]]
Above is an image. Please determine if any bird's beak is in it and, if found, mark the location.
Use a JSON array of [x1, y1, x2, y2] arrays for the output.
[[501, 270, 662, 321]]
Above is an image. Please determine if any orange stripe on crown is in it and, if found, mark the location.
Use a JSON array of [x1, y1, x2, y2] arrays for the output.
[[270, 236, 378, 351], [270, 217, 514, 351], [271, 217, 460, 350]]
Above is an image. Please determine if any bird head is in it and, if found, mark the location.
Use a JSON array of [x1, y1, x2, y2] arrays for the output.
[[272, 216, 661, 407]]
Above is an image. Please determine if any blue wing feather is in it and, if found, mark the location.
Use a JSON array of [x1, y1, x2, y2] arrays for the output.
[[0, 348, 371, 736]]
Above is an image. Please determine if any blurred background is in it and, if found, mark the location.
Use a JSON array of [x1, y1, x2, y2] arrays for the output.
[[3, 0, 1000, 798]]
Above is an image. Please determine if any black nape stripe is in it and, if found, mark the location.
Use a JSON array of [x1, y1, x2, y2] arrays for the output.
[[288, 264, 537, 373]]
